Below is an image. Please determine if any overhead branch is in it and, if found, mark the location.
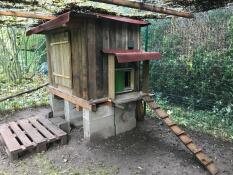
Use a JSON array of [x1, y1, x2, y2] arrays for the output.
[[89, 0, 194, 18], [0, 10, 56, 20]]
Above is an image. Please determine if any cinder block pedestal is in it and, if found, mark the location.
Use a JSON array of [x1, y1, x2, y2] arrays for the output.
[[115, 102, 136, 135], [64, 101, 83, 129], [49, 94, 64, 117], [83, 105, 115, 140], [49, 116, 70, 133]]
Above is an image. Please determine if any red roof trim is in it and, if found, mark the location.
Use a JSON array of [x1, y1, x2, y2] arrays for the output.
[[102, 49, 161, 63], [27, 11, 149, 35], [26, 12, 71, 36]]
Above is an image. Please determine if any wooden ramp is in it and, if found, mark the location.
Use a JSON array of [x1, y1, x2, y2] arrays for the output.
[[0, 116, 67, 161], [142, 94, 219, 175]]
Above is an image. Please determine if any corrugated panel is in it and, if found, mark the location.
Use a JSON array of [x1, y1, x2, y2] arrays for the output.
[[102, 49, 161, 63]]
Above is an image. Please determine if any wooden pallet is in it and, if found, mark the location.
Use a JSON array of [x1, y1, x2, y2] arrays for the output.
[[0, 116, 67, 160], [142, 95, 219, 175]]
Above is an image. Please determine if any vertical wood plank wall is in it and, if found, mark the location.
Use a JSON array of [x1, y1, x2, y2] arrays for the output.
[[46, 31, 72, 92], [47, 18, 141, 100]]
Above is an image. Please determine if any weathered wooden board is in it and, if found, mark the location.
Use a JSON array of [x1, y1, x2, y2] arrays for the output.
[[71, 28, 82, 97], [87, 19, 97, 99], [81, 20, 88, 99], [8, 122, 34, 149], [18, 119, 46, 145], [108, 55, 115, 99], [50, 32, 72, 88], [28, 117, 56, 142], [37, 117, 67, 144]]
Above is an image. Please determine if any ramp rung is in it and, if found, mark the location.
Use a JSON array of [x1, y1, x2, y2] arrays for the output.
[[142, 95, 218, 175], [179, 135, 193, 145], [152, 106, 160, 110], [160, 115, 169, 119], [193, 148, 202, 154], [177, 131, 186, 136], [168, 123, 176, 127]]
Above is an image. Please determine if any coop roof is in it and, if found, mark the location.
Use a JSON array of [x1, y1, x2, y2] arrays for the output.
[[102, 49, 161, 63], [26, 11, 149, 35]]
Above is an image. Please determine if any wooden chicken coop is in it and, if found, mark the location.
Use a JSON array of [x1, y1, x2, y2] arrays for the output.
[[27, 11, 160, 139]]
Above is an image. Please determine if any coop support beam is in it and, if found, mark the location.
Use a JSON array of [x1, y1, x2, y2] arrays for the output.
[[0, 10, 56, 20], [48, 86, 96, 111], [108, 55, 115, 99], [89, 0, 194, 18]]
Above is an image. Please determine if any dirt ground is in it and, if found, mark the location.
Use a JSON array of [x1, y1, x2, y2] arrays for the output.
[[0, 107, 232, 175]]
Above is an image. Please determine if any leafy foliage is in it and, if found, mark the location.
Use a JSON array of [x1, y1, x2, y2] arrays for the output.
[[142, 8, 233, 111], [0, 27, 46, 83], [143, 7, 233, 140]]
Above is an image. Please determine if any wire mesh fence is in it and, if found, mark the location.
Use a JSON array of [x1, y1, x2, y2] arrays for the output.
[[143, 6, 233, 115], [0, 26, 48, 113]]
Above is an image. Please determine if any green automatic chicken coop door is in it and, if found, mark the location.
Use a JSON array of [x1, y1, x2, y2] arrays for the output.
[[115, 70, 125, 93], [115, 69, 133, 93]]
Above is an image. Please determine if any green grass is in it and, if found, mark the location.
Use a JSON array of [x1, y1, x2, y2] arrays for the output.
[[0, 75, 49, 112], [147, 96, 233, 142]]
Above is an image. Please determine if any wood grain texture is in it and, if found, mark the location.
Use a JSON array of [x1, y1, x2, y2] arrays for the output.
[[108, 55, 115, 99], [95, 20, 104, 98], [87, 19, 97, 99], [50, 32, 72, 88], [102, 21, 110, 98], [81, 20, 88, 99], [71, 28, 82, 97]]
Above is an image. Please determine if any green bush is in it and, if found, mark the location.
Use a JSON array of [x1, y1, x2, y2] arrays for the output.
[[143, 9, 233, 113]]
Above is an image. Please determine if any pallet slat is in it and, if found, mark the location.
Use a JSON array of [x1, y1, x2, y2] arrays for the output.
[[0, 124, 23, 153], [37, 117, 67, 144], [8, 122, 34, 149], [28, 117, 56, 142], [18, 119, 46, 144]]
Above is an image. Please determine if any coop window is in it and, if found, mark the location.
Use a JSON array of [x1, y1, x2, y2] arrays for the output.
[[115, 68, 134, 93]]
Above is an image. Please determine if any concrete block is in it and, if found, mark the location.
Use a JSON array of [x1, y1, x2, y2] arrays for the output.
[[64, 101, 83, 128], [115, 102, 136, 135], [49, 94, 64, 117], [49, 116, 70, 133], [83, 105, 115, 140]]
